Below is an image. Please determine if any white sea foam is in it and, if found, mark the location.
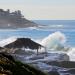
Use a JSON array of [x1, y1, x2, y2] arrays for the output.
[[0, 31, 66, 50], [67, 47, 75, 61], [0, 36, 17, 47], [27, 26, 38, 30], [0, 31, 75, 61], [41, 31, 66, 50], [47, 24, 64, 28]]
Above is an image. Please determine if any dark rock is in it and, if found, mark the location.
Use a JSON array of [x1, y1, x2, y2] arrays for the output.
[[0, 52, 47, 75], [48, 71, 60, 75], [60, 68, 75, 74], [47, 61, 75, 68]]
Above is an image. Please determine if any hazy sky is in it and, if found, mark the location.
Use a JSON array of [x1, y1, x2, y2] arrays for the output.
[[0, 0, 75, 20]]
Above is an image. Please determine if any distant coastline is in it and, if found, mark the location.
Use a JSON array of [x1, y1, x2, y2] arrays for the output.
[[0, 9, 38, 29]]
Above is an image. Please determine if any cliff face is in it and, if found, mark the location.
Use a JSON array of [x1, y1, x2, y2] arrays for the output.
[[0, 9, 37, 29]]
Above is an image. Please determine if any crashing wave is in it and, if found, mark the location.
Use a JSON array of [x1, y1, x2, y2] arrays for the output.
[[0, 36, 17, 47], [67, 47, 75, 61], [0, 31, 67, 52], [41, 31, 66, 50]]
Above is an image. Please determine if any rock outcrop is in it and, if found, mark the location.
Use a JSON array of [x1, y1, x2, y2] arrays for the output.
[[0, 50, 75, 75], [12, 52, 71, 75], [0, 52, 47, 75]]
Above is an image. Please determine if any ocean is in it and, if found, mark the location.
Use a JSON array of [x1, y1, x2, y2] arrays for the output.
[[0, 20, 75, 47], [33, 20, 75, 47], [1, 20, 75, 75], [0, 20, 75, 61]]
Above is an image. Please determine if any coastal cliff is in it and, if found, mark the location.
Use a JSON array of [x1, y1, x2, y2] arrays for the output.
[[0, 9, 37, 29]]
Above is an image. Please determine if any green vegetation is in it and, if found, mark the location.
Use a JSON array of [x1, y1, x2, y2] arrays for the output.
[[0, 53, 47, 75]]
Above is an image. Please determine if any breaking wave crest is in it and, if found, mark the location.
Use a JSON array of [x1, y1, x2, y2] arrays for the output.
[[0, 31, 74, 61], [41, 31, 66, 50], [0, 36, 17, 47]]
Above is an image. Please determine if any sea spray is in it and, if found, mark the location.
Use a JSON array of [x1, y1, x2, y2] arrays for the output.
[[41, 31, 66, 50], [0, 36, 17, 47], [67, 47, 75, 61], [0, 31, 66, 51]]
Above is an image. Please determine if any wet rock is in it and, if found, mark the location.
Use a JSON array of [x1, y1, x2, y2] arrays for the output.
[[0, 52, 47, 75], [48, 71, 60, 75], [11, 51, 71, 75], [47, 61, 75, 68], [17, 52, 69, 64], [59, 68, 75, 74]]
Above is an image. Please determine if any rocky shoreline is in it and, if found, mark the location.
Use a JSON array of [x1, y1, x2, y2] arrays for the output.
[[0, 52, 47, 75], [10, 50, 75, 75], [0, 49, 75, 75], [0, 36, 74, 75]]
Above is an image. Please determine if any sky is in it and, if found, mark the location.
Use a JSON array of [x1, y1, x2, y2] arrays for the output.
[[0, 0, 75, 20]]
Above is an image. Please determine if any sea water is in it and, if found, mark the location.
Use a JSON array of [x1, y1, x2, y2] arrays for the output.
[[0, 20, 75, 46], [33, 20, 75, 47], [0, 20, 75, 60]]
